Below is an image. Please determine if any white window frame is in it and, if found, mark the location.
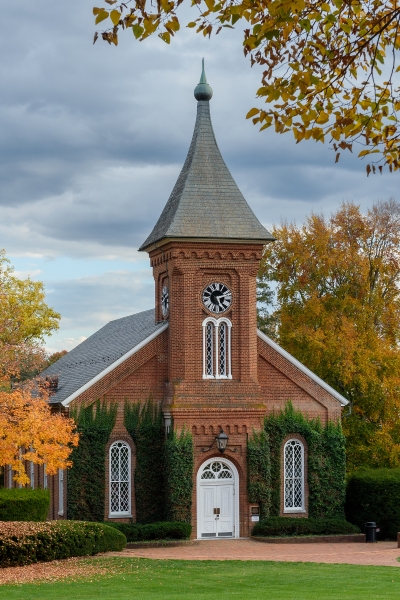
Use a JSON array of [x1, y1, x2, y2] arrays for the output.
[[43, 464, 48, 489], [30, 462, 35, 489], [283, 439, 306, 513], [109, 440, 132, 518], [58, 469, 64, 516], [202, 317, 232, 380]]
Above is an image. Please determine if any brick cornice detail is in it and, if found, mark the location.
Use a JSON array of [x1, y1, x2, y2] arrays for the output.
[[149, 242, 264, 266]]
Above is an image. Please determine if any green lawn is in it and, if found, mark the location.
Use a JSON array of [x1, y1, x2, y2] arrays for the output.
[[1, 557, 400, 599]]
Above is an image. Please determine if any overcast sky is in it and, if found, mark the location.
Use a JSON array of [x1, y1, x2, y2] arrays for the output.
[[1, 1, 399, 353]]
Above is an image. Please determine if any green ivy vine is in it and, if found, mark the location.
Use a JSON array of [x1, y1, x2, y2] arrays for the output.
[[247, 429, 271, 518], [164, 427, 194, 524], [264, 401, 346, 519], [68, 401, 117, 522], [248, 402, 346, 519], [124, 400, 165, 524]]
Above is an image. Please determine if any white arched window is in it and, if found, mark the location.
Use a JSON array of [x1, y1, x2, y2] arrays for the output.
[[202, 317, 232, 380], [109, 441, 131, 517], [284, 439, 305, 512]]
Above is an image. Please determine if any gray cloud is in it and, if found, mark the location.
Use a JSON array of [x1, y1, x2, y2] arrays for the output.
[[2, 0, 399, 349]]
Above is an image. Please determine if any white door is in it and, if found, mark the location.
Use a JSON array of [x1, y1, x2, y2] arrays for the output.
[[198, 460, 236, 538]]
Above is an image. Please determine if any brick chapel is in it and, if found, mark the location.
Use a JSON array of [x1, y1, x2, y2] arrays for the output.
[[22, 63, 347, 537]]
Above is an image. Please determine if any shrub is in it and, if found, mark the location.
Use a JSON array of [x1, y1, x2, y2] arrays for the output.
[[105, 521, 191, 542], [0, 488, 50, 522], [0, 521, 126, 567], [252, 517, 360, 537], [346, 468, 400, 539]]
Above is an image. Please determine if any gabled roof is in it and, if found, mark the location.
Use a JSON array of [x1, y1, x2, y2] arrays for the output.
[[257, 329, 348, 406], [42, 309, 167, 405], [139, 65, 274, 251]]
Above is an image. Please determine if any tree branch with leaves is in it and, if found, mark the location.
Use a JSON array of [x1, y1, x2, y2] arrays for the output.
[[92, 0, 400, 173]]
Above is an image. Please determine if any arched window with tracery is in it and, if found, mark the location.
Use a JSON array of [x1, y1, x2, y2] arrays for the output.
[[109, 441, 131, 517], [202, 317, 232, 380], [283, 439, 305, 512]]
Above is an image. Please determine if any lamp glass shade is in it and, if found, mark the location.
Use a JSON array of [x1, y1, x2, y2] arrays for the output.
[[215, 430, 229, 453]]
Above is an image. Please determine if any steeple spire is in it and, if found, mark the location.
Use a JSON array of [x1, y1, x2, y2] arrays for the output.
[[139, 62, 274, 252]]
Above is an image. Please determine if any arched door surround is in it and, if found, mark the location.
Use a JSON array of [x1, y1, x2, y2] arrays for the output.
[[196, 457, 239, 539]]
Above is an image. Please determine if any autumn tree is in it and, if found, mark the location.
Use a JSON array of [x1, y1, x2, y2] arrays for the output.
[[0, 250, 60, 385], [258, 199, 400, 470], [0, 382, 79, 485], [92, 0, 400, 172], [0, 251, 76, 485]]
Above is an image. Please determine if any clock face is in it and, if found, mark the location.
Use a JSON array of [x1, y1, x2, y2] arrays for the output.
[[202, 282, 232, 314], [161, 285, 169, 317]]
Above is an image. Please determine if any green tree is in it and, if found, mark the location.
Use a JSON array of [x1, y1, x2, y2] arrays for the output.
[[258, 199, 400, 470], [92, 0, 400, 172]]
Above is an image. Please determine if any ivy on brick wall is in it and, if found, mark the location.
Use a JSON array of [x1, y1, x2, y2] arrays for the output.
[[124, 400, 165, 524], [247, 430, 272, 518], [164, 427, 194, 524], [264, 402, 346, 519], [68, 401, 117, 522]]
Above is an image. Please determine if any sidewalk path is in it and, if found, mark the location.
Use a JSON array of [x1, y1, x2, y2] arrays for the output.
[[111, 539, 400, 567]]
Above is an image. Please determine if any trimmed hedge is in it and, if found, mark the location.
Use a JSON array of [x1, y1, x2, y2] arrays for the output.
[[0, 488, 50, 522], [252, 517, 360, 537], [104, 521, 191, 542], [346, 468, 400, 539], [0, 521, 126, 567]]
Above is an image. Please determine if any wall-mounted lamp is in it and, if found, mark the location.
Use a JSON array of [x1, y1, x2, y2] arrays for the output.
[[201, 429, 236, 454]]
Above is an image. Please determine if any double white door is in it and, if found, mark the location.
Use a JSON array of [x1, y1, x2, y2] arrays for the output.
[[199, 483, 234, 538]]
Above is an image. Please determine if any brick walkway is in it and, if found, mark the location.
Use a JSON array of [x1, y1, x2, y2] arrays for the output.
[[112, 539, 400, 567]]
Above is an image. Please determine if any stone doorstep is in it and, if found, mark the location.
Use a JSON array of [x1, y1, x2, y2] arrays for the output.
[[126, 540, 201, 549], [251, 534, 366, 544]]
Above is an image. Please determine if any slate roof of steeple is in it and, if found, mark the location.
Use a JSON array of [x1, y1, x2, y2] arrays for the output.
[[139, 63, 274, 251]]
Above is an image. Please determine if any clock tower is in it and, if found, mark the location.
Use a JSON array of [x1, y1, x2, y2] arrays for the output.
[[140, 62, 275, 535]]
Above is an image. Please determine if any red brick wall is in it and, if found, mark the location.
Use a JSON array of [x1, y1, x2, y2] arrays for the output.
[[257, 338, 342, 423]]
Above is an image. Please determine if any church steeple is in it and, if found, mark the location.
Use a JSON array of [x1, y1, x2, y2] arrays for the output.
[[139, 61, 274, 252]]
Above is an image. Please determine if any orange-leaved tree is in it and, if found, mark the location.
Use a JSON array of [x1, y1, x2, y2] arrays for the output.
[[0, 382, 79, 485], [0, 250, 78, 484], [258, 198, 400, 470], [92, 0, 400, 173]]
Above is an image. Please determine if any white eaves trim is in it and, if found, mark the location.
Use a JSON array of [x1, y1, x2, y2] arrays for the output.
[[61, 322, 169, 407], [257, 329, 348, 406]]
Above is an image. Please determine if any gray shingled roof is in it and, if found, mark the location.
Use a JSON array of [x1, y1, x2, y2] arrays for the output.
[[42, 309, 164, 404], [140, 99, 274, 251]]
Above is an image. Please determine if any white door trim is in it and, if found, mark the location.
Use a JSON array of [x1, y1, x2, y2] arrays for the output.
[[196, 456, 240, 539]]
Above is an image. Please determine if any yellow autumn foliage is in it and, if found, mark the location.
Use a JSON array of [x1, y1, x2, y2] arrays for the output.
[[258, 199, 400, 470]]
